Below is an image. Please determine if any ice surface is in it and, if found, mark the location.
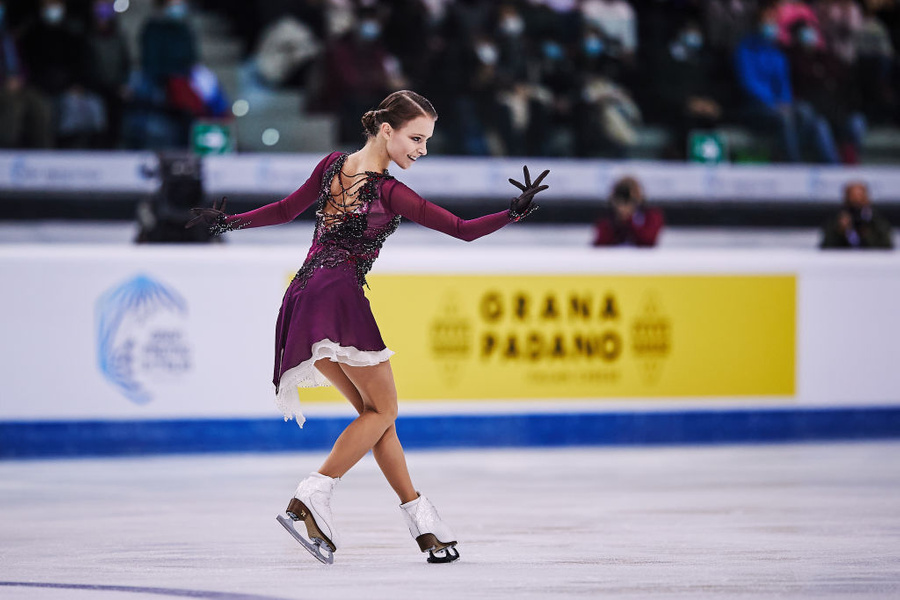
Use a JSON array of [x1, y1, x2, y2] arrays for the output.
[[1, 443, 899, 599]]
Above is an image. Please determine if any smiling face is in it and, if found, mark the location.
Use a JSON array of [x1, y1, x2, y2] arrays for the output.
[[383, 115, 435, 169]]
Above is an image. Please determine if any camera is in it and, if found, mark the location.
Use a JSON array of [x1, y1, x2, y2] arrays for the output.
[[611, 182, 635, 204]]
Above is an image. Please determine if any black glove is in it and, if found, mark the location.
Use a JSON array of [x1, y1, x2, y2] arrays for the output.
[[508, 166, 549, 222], [185, 197, 234, 235]]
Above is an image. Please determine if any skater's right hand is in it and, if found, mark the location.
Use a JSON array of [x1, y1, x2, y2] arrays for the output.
[[185, 197, 228, 229], [509, 165, 549, 222]]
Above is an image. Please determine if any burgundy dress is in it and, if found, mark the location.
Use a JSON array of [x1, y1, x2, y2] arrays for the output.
[[224, 152, 514, 426]]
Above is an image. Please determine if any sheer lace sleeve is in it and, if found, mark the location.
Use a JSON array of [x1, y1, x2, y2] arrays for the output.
[[224, 152, 342, 229], [382, 180, 511, 242]]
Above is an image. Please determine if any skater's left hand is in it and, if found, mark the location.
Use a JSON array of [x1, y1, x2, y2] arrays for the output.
[[186, 197, 229, 230], [509, 166, 549, 221]]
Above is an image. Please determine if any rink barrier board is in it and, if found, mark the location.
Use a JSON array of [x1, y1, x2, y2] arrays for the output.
[[3, 247, 900, 443], [2, 407, 900, 459], [4, 150, 900, 202]]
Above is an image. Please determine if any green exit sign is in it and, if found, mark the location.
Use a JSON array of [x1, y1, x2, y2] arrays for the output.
[[191, 121, 234, 155], [688, 131, 727, 164]]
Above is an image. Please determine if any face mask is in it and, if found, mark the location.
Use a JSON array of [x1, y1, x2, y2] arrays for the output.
[[500, 16, 524, 37], [165, 2, 187, 20], [583, 36, 604, 57], [799, 26, 818, 48], [475, 43, 498, 66], [760, 23, 779, 42], [682, 31, 703, 50], [43, 4, 65, 24], [358, 20, 381, 41], [543, 41, 563, 61]]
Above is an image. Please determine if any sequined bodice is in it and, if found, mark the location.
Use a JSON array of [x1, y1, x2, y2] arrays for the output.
[[293, 154, 401, 289]]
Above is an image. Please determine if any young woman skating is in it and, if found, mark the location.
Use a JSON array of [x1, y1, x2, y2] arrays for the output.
[[188, 90, 549, 564]]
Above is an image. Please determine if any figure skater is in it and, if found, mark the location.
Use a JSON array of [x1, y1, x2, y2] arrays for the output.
[[187, 90, 549, 564]]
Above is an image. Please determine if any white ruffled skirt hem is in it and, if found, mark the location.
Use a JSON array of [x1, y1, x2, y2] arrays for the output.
[[275, 338, 394, 428]]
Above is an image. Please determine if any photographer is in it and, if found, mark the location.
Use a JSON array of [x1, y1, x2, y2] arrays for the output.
[[820, 181, 894, 249], [592, 175, 664, 247]]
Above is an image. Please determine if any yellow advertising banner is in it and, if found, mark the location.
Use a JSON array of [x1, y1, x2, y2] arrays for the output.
[[301, 274, 795, 401]]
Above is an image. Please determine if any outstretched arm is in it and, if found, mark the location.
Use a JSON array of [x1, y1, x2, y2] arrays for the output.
[[383, 181, 510, 242], [382, 166, 549, 242], [186, 152, 340, 232]]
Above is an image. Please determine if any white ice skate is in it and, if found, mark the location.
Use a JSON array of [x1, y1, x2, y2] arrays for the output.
[[400, 493, 459, 563], [276, 472, 339, 564]]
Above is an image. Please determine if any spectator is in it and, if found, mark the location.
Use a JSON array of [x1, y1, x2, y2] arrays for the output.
[[468, 31, 522, 155], [133, 0, 228, 148], [494, 2, 530, 84], [0, 0, 53, 148], [734, 7, 835, 162], [419, 9, 477, 155], [20, 0, 107, 148], [382, 0, 432, 85], [253, 16, 321, 88], [256, 0, 327, 42], [787, 21, 864, 163], [580, 0, 638, 63], [820, 181, 894, 249], [854, 3, 896, 123], [637, 0, 702, 65], [85, 0, 131, 148], [20, 0, 88, 100], [534, 36, 584, 156], [817, 0, 863, 64], [644, 18, 726, 159], [774, 0, 822, 48], [491, 3, 554, 156], [867, 0, 900, 55], [140, 0, 197, 88], [571, 26, 643, 158], [592, 176, 664, 247], [312, 7, 406, 144], [703, 0, 759, 54]]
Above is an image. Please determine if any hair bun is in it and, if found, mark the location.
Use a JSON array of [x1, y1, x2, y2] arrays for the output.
[[361, 110, 380, 136], [360, 92, 438, 139]]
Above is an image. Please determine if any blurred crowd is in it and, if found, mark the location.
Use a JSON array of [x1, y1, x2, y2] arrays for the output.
[[0, 0, 226, 150], [214, 0, 900, 162], [1, 0, 899, 164]]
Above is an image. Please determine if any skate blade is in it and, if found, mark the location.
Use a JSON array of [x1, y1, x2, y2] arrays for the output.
[[276, 514, 335, 565], [284, 498, 337, 552], [416, 533, 460, 564], [285, 498, 336, 553], [427, 546, 460, 564]]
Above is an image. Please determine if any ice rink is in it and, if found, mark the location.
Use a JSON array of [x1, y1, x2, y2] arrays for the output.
[[3, 219, 899, 598], [2, 442, 899, 600]]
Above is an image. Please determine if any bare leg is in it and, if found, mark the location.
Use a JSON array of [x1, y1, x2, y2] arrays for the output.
[[367, 426, 416, 503], [313, 358, 417, 503]]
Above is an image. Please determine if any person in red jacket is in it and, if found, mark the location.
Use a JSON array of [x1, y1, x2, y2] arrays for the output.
[[592, 176, 664, 247]]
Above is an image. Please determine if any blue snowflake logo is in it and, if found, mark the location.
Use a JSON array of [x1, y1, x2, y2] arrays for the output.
[[96, 275, 191, 405]]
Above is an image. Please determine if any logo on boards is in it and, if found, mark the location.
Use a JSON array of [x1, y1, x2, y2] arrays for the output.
[[95, 274, 192, 405]]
